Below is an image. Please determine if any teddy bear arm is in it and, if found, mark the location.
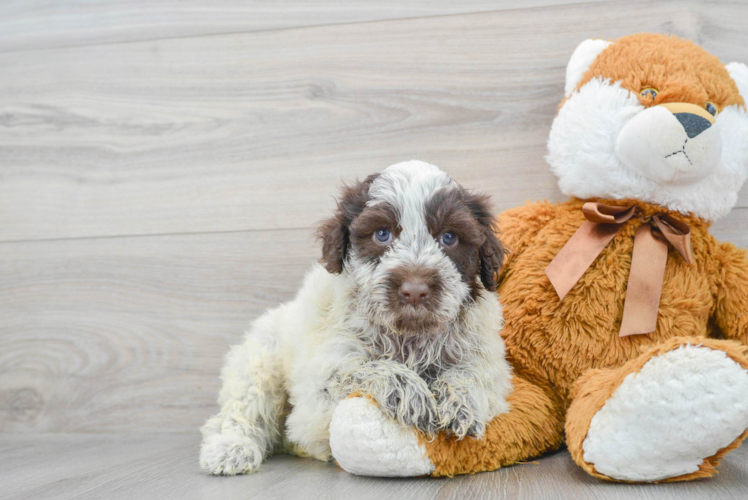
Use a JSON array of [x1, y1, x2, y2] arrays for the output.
[[713, 241, 748, 346], [421, 375, 564, 476]]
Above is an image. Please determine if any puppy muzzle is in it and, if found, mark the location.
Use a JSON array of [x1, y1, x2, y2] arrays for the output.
[[615, 102, 722, 185]]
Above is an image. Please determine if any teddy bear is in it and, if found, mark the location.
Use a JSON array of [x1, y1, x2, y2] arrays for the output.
[[327, 33, 748, 482]]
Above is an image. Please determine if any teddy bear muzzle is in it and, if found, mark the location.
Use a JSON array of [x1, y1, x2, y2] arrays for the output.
[[615, 102, 722, 185]]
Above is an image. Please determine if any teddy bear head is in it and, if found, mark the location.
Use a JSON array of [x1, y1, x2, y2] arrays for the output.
[[547, 33, 748, 221]]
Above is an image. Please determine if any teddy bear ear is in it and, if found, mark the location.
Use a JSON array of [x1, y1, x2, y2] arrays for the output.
[[726, 62, 748, 101], [565, 39, 612, 97]]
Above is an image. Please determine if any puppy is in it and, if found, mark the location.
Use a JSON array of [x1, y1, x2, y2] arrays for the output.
[[199, 160, 512, 475]]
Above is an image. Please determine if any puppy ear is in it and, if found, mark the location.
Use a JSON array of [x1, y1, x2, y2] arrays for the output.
[[478, 227, 505, 292], [464, 192, 505, 292], [726, 62, 748, 101], [316, 174, 378, 274], [317, 215, 348, 274], [565, 39, 612, 97]]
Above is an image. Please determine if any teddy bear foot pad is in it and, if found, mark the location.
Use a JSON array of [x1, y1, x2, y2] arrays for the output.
[[581, 344, 748, 482], [330, 397, 435, 476]]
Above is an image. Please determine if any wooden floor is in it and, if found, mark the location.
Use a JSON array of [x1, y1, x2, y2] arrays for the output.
[[1, 0, 748, 498], [1, 434, 747, 500]]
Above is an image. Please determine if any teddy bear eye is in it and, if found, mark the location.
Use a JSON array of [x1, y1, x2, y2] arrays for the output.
[[705, 102, 718, 116], [640, 88, 658, 101]]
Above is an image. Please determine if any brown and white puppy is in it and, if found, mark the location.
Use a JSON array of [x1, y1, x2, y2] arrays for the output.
[[199, 160, 512, 476]]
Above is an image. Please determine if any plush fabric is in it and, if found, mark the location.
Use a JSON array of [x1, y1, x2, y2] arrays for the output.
[[569, 339, 748, 482]]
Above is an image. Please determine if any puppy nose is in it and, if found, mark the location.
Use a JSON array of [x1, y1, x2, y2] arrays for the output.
[[399, 278, 430, 306], [659, 102, 716, 139]]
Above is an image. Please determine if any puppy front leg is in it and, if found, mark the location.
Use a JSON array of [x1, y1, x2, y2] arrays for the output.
[[432, 355, 513, 440], [334, 360, 439, 437], [431, 369, 490, 439], [199, 313, 286, 475]]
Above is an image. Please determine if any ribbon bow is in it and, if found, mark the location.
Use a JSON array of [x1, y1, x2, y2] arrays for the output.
[[545, 202, 694, 337]]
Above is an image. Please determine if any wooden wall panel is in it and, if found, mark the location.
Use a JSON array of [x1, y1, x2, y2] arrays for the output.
[[5, 0, 743, 243], [0, 0, 620, 53], [0, 229, 317, 433]]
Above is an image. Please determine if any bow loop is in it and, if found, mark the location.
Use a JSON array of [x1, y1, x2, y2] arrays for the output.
[[652, 214, 694, 265], [545, 203, 694, 337], [582, 202, 639, 224]]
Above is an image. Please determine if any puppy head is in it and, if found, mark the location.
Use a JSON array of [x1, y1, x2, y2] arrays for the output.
[[549, 33, 748, 221], [318, 160, 504, 335]]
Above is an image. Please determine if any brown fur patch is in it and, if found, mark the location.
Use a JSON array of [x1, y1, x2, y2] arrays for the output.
[[317, 174, 379, 273], [575, 34, 744, 111], [425, 188, 505, 295], [464, 192, 505, 292], [349, 202, 401, 265], [384, 266, 443, 333]]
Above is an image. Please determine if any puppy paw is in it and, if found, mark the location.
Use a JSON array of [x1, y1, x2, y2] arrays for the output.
[[334, 361, 439, 436], [451, 409, 485, 439], [199, 433, 264, 475], [379, 376, 439, 436], [440, 403, 484, 440], [432, 382, 486, 440]]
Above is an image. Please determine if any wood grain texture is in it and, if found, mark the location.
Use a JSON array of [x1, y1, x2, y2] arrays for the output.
[[3, 0, 747, 242], [1, 434, 747, 500], [0, 229, 317, 433], [0, 0, 620, 53]]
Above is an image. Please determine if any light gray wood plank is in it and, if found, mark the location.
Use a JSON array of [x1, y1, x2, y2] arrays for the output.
[[0, 228, 317, 433], [5, 0, 747, 243], [1, 433, 747, 500], [0, 0, 619, 53]]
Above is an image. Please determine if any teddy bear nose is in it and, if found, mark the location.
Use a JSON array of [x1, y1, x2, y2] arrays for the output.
[[399, 278, 430, 306], [658, 102, 716, 140], [673, 112, 712, 139]]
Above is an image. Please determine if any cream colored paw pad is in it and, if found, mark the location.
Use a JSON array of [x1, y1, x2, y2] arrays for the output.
[[329, 397, 435, 477], [582, 345, 748, 481]]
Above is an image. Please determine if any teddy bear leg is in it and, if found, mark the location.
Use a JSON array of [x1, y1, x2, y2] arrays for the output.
[[330, 376, 563, 477], [566, 337, 748, 482]]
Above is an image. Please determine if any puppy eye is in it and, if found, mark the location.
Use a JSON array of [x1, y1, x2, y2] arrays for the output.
[[440, 232, 458, 246], [373, 229, 392, 244], [705, 102, 718, 116], [640, 88, 658, 101]]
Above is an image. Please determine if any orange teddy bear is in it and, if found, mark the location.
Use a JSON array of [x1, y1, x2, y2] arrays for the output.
[[329, 33, 748, 482]]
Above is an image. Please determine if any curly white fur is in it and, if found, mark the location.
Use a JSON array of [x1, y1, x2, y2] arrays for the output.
[[199, 161, 511, 475]]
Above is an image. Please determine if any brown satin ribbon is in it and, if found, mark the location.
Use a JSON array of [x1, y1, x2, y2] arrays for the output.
[[545, 202, 694, 337]]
